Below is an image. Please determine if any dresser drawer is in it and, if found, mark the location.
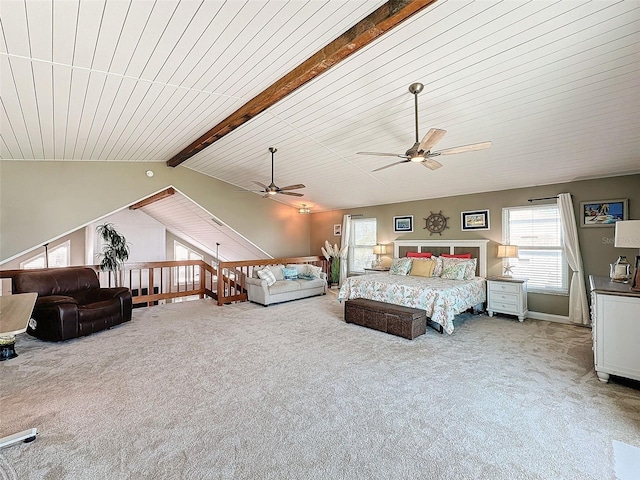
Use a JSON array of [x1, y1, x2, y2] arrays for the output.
[[490, 292, 519, 305], [491, 301, 520, 314], [489, 282, 520, 294]]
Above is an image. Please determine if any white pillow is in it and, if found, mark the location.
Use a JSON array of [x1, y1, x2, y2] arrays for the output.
[[306, 264, 323, 279], [256, 268, 277, 286], [267, 264, 285, 281]]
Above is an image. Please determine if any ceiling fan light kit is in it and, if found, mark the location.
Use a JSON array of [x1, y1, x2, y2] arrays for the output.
[[358, 83, 491, 172], [298, 204, 311, 214], [242, 147, 306, 199]]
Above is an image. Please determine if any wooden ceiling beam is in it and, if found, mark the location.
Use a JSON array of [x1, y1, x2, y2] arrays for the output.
[[167, 0, 437, 168], [129, 187, 175, 210]]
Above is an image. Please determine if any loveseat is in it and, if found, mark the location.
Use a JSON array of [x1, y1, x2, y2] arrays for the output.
[[245, 263, 327, 306], [12, 267, 132, 342]]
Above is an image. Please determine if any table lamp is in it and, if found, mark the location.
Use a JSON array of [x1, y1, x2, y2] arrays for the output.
[[372, 244, 387, 269], [497, 244, 519, 277], [614, 220, 640, 292]]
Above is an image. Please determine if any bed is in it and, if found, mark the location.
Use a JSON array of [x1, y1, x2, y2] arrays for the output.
[[338, 239, 489, 334]]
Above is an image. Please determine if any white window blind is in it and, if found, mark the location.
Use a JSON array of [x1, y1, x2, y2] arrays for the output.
[[348, 218, 377, 274], [502, 205, 567, 294]]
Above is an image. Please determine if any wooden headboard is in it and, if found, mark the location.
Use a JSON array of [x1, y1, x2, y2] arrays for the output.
[[393, 239, 490, 278]]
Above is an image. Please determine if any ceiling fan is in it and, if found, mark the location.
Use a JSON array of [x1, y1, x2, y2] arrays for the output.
[[248, 147, 305, 198], [357, 83, 492, 172]]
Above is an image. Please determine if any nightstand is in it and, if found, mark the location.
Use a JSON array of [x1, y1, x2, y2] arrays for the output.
[[487, 277, 528, 322], [363, 268, 390, 275]]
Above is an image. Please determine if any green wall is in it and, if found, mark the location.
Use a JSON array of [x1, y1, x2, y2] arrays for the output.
[[0, 161, 311, 263], [310, 174, 640, 316]]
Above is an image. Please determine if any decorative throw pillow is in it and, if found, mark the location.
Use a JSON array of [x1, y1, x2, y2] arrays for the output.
[[441, 253, 472, 259], [407, 252, 432, 258], [256, 268, 277, 286], [282, 267, 298, 280], [462, 258, 477, 279], [269, 264, 286, 281], [440, 257, 477, 280], [409, 258, 436, 277], [306, 264, 322, 279], [432, 256, 444, 277], [440, 262, 466, 280], [389, 257, 412, 276]]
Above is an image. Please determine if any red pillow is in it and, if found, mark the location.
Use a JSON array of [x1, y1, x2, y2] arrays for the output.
[[441, 253, 472, 259], [407, 252, 432, 258]]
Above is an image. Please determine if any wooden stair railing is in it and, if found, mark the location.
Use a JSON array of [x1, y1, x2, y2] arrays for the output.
[[0, 260, 218, 306], [1, 256, 328, 307]]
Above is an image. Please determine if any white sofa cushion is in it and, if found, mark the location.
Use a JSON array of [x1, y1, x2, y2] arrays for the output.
[[269, 280, 301, 294]]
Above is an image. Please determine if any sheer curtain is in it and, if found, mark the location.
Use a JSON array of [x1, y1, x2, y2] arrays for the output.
[[339, 215, 352, 286], [557, 193, 590, 325]]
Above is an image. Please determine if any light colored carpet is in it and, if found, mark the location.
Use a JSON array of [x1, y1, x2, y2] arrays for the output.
[[1, 292, 639, 479]]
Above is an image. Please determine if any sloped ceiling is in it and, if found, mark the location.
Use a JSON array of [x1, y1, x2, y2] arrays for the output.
[[2, 0, 639, 217], [136, 189, 270, 261]]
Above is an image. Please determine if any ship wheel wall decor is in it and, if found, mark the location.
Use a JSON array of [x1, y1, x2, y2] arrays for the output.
[[424, 211, 449, 235]]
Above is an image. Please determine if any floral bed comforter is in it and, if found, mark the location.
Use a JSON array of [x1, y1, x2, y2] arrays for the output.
[[337, 274, 486, 334]]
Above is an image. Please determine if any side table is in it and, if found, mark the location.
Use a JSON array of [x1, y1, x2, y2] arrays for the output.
[[363, 268, 390, 275], [487, 276, 528, 322]]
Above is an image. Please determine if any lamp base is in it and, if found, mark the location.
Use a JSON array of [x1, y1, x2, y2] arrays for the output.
[[502, 264, 514, 277], [631, 256, 640, 292]]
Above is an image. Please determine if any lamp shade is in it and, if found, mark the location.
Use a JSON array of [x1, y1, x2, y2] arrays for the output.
[[497, 245, 519, 258], [614, 220, 640, 248], [373, 244, 387, 255], [298, 204, 311, 214]]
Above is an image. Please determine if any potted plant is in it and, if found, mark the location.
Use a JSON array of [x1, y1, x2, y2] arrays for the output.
[[96, 223, 130, 287], [321, 240, 348, 287]]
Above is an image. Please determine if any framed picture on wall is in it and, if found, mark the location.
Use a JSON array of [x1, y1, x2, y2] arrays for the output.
[[393, 215, 413, 233], [579, 199, 628, 227], [461, 210, 490, 231], [333, 224, 342, 236]]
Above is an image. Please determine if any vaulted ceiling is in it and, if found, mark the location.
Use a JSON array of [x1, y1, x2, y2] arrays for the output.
[[2, 0, 639, 215]]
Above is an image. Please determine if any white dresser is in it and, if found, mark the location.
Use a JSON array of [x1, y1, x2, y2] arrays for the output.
[[487, 277, 528, 322], [589, 276, 640, 383]]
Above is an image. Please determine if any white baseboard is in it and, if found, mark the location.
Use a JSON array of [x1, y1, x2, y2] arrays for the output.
[[527, 311, 571, 324]]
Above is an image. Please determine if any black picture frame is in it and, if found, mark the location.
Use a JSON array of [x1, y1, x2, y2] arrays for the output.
[[461, 210, 490, 231], [393, 216, 413, 233]]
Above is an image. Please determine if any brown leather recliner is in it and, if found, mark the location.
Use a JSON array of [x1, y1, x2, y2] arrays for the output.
[[13, 267, 132, 342]]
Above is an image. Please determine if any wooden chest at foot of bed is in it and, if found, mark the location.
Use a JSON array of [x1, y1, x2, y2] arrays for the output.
[[344, 298, 427, 340]]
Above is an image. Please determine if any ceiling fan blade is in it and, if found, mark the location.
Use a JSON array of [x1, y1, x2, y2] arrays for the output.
[[422, 159, 443, 170], [434, 141, 492, 156], [278, 184, 306, 191], [262, 193, 272, 199], [357, 151, 407, 158], [418, 128, 447, 152], [253, 181, 268, 189], [278, 191, 304, 197], [372, 159, 411, 172]]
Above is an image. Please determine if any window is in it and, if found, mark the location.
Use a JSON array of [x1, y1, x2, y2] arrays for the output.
[[174, 241, 203, 284], [21, 241, 70, 269], [502, 204, 567, 294], [348, 218, 377, 274]]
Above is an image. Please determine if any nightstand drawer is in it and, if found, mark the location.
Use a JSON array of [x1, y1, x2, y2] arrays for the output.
[[491, 292, 519, 305], [492, 301, 520, 314], [489, 282, 520, 294]]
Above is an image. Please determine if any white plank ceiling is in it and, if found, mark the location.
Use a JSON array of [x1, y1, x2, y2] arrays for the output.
[[2, 0, 640, 219]]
